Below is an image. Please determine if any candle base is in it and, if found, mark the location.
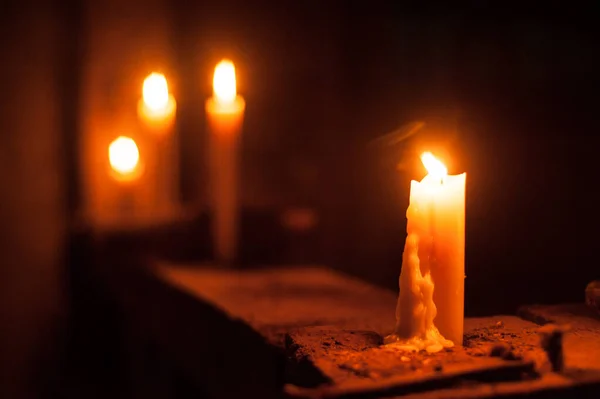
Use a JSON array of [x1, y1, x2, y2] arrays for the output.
[[392, 233, 457, 352], [384, 331, 454, 353]]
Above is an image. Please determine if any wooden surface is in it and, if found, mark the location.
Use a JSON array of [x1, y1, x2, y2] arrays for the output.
[[152, 264, 600, 398]]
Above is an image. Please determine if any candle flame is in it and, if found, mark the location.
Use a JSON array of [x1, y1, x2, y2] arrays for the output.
[[142, 73, 169, 111], [213, 60, 237, 103], [421, 152, 447, 180], [109, 136, 140, 176]]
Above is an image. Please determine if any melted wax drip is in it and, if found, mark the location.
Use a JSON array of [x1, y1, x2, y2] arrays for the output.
[[385, 233, 454, 353]]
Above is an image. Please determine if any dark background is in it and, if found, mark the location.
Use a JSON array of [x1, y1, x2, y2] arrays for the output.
[[1, 1, 598, 397], [171, 1, 599, 313]]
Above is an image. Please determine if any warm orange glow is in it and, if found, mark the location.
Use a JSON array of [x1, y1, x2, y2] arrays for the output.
[[109, 136, 140, 178], [138, 72, 176, 130], [421, 152, 448, 180], [213, 60, 237, 104], [143, 73, 170, 111]]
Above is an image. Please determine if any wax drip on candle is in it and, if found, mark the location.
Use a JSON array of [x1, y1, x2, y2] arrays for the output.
[[385, 234, 453, 353]]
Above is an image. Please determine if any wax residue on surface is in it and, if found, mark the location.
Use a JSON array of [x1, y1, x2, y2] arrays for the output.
[[385, 233, 454, 353]]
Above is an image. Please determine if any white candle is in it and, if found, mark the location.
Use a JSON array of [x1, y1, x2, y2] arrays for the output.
[[386, 152, 466, 352], [205, 60, 246, 264]]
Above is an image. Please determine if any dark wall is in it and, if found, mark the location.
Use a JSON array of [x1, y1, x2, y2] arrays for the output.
[[173, 1, 345, 208], [168, 2, 599, 314], [332, 5, 598, 315], [0, 3, 67, 398]]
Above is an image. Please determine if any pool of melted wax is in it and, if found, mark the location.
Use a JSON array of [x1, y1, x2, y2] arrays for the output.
[[320, 342, 474, 384], [300, 320, 549, 385], [384, 332, 454, 353]]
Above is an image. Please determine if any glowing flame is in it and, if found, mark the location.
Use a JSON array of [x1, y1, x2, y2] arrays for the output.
[[213, 60, 237, 103], [421, 152, 447, 181], [142, 73, 169, 111], [109, 136, 139, 175]]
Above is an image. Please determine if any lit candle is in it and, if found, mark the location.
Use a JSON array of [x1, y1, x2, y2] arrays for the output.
[[205, 60, 246, 264], [137, 72, 178, 216], [386, 152, 466, 352], [108, 136, 143, 216], [137, 72, 177, 132]]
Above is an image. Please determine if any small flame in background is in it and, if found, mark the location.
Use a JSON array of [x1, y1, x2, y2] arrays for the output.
[[142, 73, 170, 111], [213, 60, 237, 103], [109, 136, 139, 176]]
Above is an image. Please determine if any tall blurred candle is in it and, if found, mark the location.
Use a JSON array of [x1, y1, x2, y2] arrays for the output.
[[387, 152, 466, 351], [137, 72, 178, 215], [205, 60, 246, 264]]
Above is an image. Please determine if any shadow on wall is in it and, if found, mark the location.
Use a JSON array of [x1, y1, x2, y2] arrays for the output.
[[0, 5, 68, 399]]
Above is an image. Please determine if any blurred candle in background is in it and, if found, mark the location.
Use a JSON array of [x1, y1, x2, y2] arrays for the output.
[[108, 136, 141, 180], [205, 60, 246, 264], [137, 72, 179, 217], [79, 0, 178, 229], [108, 136, 143, 218], [138, 72, 177, 132]]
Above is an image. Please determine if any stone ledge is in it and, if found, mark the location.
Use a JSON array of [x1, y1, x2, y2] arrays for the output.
[[138, 264, 600, 398]]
